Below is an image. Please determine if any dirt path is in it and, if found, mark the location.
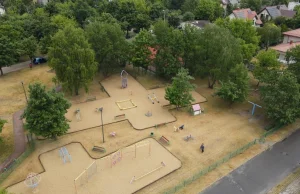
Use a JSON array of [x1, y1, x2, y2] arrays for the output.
[[0, 111, 26, 173]]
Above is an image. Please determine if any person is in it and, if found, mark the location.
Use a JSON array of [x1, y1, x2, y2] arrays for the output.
[[200, 143, 205, 153], [29, 63, 33, 69]]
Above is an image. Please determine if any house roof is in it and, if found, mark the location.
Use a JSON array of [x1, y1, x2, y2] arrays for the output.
[[190, 20, 210, 28], [232, 8, 262, 24], [192, 104, 201, 111], [280, 9, 296, 18], [288, 2, 300, 10], [283, 28, 300, 38], [271, 42, 300, 53]]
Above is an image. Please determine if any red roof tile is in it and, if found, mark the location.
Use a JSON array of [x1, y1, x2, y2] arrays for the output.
[[283, 29, 300, 38], [271, 42, 300, 53]]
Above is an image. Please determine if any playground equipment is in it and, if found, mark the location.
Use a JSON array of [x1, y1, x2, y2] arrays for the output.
[[115, 114, 126, 119], [191, 104, 201, 116], [92, 146, 106, 153], [121, 70, 128, 89], [184, 134, 194, 141], [116, 99, 137, 110], [24, 172, 41, 193], [75, 108, 81, 121], [248, 101, 262, 115], [74, 161, 97, 194], [59, 147, 72, 164], [130, 161, 166, 184], [159, 136, 170, 145], [145, 111, 152, 117], [148, 93, 159, 104]]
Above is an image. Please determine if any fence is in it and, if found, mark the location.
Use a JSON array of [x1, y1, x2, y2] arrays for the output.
[[162, 125, 283, 194], [0, 141, 35, 185]]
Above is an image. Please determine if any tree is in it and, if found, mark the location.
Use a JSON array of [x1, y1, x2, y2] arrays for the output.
[[0, 35, 19, 76], [198, 25, 243, 88], [215, 63, 249, 104], [0, 189, 9, 194], [181, 0, 199, 14], [165, 68, 196, 109], [131, 29, 155, 72], [253, 49, 280, 86], [134, 13, 151, 32], [260, 72, 300, 125], [194, 0, 223, 21], [257, 23, 281, 50], [286, 45, 300, 84], [118, 1, 137, 38], [71, 0, 97, 27], [21, 35, 37, 63], [86, 22, 128, 77], [183, 11, 195, 21], [22, 83, 71, 139], [0, 118, 7, 142], [48, 25, 97, 95], [153, 20, 184, 78], [168, 10, 181, 27], [215, 18, 259, 63], [149, 2, 164, 20], [240, 0, 262, 12]]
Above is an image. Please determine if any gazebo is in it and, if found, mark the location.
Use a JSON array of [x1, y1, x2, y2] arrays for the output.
[[191, 104, 201, 116]]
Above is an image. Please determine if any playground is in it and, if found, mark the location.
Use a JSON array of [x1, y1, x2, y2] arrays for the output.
[[7, 139, 181, 194], [66, 73, 206, 131]]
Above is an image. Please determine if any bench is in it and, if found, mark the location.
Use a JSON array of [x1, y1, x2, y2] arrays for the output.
[[92, 146, 106, 153], [159, 136, 170, 145], [86, 96, 96, 102], [155, 123, 166, 128], [115, 114, 126, 119]]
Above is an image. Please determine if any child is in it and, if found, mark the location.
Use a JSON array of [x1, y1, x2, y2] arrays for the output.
[[200, 143, 205, 153]]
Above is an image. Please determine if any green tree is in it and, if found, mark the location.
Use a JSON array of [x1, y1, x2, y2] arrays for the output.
[[260, 72, 300, 125], [149, 2, 164, 20], [286, 45, 300, 84], [0, 188, 10, 194], [21, 35, 37, 63], [215, 63, 249, 104], [198, 25, 243, 88], [22, 83, 71, 139], [118, 1, 137, 38], [181, 0, 199, 14], [195, 0, 223, 21], [71, 0, 97, 27], [134, 13, 151, 32], [86, 22, 128, 77], [183, 11, 195, 21], [0, 35, 19, 76], [131, 29, 155, 72], [48, 25, 97, 95], [240, 0, 262, 12], [168, 10, 181, 27], [257, 23, 281, 50], [253, 49, 280, 86], [165, 68, 196, 109], [215, 18, 259, 63], [0, 118, 7, 141]]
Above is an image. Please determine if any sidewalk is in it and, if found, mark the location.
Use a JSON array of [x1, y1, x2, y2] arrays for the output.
[[201, 128, 300, 194]]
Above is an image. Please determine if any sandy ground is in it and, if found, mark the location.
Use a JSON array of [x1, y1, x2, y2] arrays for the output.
[[7, 139, 181, 194], [1, 69, 299, 194], [66, 74, 206, 131]]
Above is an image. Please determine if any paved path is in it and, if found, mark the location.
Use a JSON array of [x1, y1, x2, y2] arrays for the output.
[[0, 110, 26, 173], [201, 128, 300, 194], [1, 61, 30, 75]]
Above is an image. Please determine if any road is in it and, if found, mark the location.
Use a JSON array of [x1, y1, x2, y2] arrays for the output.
[[201, 129, 300, 194], [1, 61, 30, 75]]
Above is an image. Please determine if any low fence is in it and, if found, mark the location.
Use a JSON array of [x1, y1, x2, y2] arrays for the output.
[[163, 125, 283, 194], [0, 141, 35, 185]]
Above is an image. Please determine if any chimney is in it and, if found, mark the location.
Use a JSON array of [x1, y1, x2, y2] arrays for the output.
[[290, 40, 293, 45]]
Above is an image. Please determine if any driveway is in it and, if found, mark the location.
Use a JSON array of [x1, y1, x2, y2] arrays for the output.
[[201, 128, 300, 194]]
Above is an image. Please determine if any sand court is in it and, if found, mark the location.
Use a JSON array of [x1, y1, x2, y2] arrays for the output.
[[7, 138, 181, 194], [66, 74, 207, 131]]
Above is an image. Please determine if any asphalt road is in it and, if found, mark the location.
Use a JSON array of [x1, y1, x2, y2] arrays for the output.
[[201, 129, 300, 194]]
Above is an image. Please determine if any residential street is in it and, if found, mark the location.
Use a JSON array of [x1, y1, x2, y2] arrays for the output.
[[201, 129, 300, 194]]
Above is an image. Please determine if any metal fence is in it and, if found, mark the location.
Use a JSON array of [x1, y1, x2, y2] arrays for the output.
[[0, 141, 35, 185], [163, 125, 283, 194]]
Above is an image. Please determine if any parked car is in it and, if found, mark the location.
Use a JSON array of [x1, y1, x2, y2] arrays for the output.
[[33, 57, 47, 64]]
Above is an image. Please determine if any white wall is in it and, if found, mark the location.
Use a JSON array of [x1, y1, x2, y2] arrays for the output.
[[283, 35, 300, 44], [229, 13, 236, 19], [258, 9, 270, 20]]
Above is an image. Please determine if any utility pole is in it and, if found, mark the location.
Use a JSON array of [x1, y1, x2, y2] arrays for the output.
[[21, 81, 28, 103], [99, 107, 104, 143]]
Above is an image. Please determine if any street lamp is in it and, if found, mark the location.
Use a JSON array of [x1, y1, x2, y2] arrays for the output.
[[99, 107, 104, 143], [21, 81, 28, 103]]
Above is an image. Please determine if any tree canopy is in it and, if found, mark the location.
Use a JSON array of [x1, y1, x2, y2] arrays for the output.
[[22, 83, 71, 139], [286, 45, 300, 84], [194, 0, 223, 21], [48, 25, 97, 95], [165, 68, 196, 109], [257, 23, 281, 50], [260, 71, 300, 125]]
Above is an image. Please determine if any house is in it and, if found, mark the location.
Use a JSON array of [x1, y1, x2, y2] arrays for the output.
[[288, 1, 300, 10], [258, 5, 296, 21], [179, 20, 210, 30], [271, 28, 300, 64], [229, 8, 263, 27], [0, 4, 5, 15], [221, 0, 240, 8]]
